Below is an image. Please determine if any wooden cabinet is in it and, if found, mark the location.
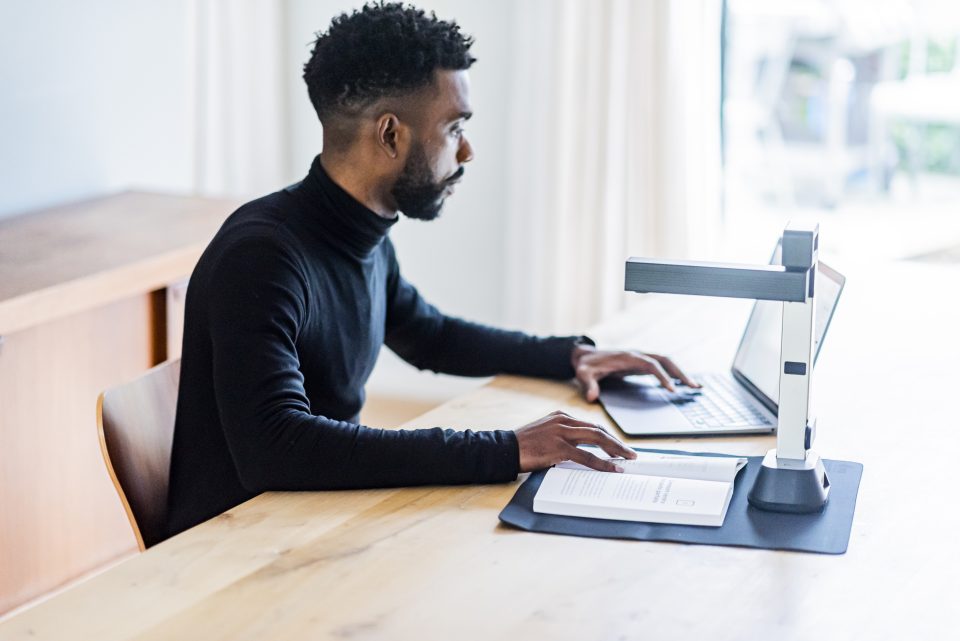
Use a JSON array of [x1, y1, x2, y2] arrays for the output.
[[0, 192, 235, 614]]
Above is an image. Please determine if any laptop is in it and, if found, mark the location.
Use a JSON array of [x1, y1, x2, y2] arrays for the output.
[[600, 243, 845, 436]]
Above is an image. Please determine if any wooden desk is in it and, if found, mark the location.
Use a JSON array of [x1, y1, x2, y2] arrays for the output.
[[1, 260, 956, 640]]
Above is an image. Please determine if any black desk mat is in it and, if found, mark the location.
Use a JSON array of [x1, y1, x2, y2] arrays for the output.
[[499, 448, 863, 554]]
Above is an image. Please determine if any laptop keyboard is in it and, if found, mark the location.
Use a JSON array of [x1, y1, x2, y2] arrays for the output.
[[671, 373, 774, 428]]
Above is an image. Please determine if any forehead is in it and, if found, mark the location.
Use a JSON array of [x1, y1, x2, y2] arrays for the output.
[[421, 69, 472, 121]]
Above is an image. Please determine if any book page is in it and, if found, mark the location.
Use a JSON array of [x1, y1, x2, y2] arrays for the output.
[[557, 448, 747, 483], [535, 467, 733, 523]]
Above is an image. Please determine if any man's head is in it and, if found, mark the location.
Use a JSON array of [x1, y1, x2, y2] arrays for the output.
[[303, 3, 476, 220]]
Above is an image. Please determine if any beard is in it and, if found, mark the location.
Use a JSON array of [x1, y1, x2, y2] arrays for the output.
[[391, 143, 464, 221]]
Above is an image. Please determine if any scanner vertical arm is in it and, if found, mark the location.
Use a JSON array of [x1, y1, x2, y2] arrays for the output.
[[776, 223, 819, 462]]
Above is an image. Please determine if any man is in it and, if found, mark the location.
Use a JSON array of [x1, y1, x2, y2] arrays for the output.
[[166, 2, 698, 538]]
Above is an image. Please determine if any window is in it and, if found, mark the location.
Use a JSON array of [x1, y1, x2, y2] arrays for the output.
[[721, 0, 960, 263]]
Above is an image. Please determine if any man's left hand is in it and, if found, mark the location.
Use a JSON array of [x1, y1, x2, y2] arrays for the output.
[[572, 344, 700, 402]]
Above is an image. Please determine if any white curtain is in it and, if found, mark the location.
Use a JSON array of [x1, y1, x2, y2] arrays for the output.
[[503, 0, 723, 335], [187, 0, 287, 198]]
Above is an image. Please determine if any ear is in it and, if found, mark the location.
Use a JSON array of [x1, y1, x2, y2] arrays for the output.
[[376, 113, 406, 160]]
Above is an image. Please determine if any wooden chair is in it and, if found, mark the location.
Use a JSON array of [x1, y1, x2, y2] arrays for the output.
[[96, 359, 180, 550]]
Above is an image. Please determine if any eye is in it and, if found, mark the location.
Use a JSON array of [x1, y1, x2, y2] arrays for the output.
[[449, 124, 465, 138]]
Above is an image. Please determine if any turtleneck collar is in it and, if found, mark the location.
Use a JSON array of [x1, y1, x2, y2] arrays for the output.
[[290, 155, 398, 260]]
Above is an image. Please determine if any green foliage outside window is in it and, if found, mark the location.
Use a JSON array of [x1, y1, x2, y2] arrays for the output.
[[891, 38, 959, 175]]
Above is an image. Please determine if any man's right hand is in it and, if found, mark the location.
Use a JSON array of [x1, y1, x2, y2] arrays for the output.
[[515, 411, 637, 473]]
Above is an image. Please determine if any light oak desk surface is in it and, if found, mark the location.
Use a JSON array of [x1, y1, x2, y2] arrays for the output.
[[1, 260, 957, 641]]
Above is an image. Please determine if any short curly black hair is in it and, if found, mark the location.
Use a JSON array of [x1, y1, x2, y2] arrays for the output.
[[303, 2, 476, 123]]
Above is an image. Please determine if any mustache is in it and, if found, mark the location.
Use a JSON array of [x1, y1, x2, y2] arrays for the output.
[[444, 166, 465, 185]]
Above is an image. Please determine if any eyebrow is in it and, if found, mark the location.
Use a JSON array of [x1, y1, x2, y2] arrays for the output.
[[448, 111, 472, 124]]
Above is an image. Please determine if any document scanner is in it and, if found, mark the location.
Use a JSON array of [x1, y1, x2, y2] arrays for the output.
[[624, 222, 831, 513]]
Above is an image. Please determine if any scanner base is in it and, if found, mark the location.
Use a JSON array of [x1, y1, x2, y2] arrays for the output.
[[748, 449, 830, 513]]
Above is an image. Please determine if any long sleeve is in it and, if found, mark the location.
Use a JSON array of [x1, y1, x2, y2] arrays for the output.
[[384, 241, 585, 379], [206, 239, 519, 493]]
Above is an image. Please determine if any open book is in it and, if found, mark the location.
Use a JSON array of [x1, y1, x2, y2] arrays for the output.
[[533, 450, 748, 527]]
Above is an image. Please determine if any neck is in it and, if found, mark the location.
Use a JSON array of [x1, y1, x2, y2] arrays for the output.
[[319, 152, 398, 219]]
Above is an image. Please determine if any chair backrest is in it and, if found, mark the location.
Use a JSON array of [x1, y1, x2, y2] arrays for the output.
[[97, 359, 180, 550]]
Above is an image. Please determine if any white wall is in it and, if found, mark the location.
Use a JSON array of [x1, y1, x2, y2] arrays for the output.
[[0, 0, 194, 218]]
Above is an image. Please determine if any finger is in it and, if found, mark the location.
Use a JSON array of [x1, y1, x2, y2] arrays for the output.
[[636, 355, 675, 392], [581, 353, 646, 383], [650, 354, 701, 388], [574, 364, 599, 402], [550, 412, 603, 427], [552, 414, 609, 429], [566, 445, 623, 473], [563, 427, 637, 460], [585, 377, 601, 403]]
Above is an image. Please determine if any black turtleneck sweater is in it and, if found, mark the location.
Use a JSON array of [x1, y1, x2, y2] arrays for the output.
[[165, 157, 584, 537]]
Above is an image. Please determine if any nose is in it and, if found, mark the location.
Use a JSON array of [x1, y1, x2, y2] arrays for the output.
[[457, 135, 474, 164]]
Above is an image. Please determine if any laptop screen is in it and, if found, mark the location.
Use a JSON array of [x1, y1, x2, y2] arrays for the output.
[[731, 245, 845, 412]]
